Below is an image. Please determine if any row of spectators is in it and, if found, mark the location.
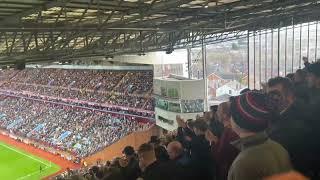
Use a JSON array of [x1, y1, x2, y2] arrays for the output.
[[0, 68, 154, 111], [57, 60, 320, 180], [3, 83, 154, 111], [0, 95, 151, 158]]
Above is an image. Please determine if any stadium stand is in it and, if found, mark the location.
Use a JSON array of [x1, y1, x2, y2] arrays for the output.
[[0, 95, 151, 158], [0, 68, 154, 113], [0, 68, 154, 115], [0, 0, 319, 180], [52, 61, 320, 180], [0, 68, 154, 162]]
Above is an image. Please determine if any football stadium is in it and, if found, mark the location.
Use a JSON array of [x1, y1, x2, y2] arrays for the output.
[[0, 0, 320, 180]]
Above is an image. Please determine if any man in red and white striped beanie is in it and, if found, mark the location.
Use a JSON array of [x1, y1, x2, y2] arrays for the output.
[[228, 91, 292, 180]]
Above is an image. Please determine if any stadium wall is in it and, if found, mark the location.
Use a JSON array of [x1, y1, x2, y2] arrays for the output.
[[83, 126, 159, 166]]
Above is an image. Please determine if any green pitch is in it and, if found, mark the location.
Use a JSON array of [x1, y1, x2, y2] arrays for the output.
[[0, 141, 61, 180]]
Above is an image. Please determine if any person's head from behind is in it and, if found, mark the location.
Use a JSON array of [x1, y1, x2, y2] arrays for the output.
[[154, 145, 169, 162], [122, 146, 135, 159], [111, 157, 121, 168], [149, 136, 160, 146], [306, 62, 320, 88], [192, 118, 208, 136], [203, 111, 212, 124], [210, 105, 218, 113], [137, 143, 156, 171], [293, 69, 307, 84], [286, 73, 295, 81], [216, 101, 231, 127], [267, 77, 295, 112], [230, 92, 277, 137], [167, 141, 183, 160], [208, 105, 218, 121], [89, 166, 100, 176]]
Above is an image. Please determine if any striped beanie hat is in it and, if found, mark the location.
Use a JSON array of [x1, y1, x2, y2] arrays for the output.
[[230, 91, 274, 132]]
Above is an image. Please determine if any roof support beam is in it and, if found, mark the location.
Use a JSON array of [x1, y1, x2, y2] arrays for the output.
[[0, 1, 68, 26]]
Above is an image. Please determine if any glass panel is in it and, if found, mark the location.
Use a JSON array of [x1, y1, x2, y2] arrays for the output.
[[261, 30, 268, 84], [168, 102, 181, 113], [301, 22, 309, 68], [249, 34, 255, 89], [267, 29, 273, 80], [272, 28, 279, 77], [155, 98, 168, 110], [255, 32, 261, 89], [181, 99, 204, 113], [316, 22, 320, 61], [308, 23, 316, 63], [206, 37, 248, 105], [286, 26, 294, 73], [294, 24, 302, 72], [279, 27, 286, 77], [190, 47, 203, 79]]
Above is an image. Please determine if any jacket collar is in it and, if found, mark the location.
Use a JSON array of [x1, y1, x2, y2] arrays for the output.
[[231, 132, 268, 151]]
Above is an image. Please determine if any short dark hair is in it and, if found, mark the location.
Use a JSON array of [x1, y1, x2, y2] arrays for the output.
[[285, 73, 295, 81], [122, 146, 135, 156], [267, 77, 294, 95], [192, 119, 208, 132], [138, 143, 154, 154], [307, 62, 320, 78]]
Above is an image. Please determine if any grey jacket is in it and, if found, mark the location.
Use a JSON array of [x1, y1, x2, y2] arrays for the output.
[[228, 132, 292, 180]]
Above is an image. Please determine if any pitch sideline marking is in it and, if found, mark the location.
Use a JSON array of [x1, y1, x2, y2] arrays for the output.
[[0, 142, 55, 179], [16, 165, 51, 180], [0, 142, 50, 166]]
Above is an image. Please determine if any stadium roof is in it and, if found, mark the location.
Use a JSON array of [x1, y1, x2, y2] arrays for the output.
[[0, 0, 319, 64]]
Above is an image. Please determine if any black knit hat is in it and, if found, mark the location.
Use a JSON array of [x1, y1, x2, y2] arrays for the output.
[[230, 92, 274, 132]]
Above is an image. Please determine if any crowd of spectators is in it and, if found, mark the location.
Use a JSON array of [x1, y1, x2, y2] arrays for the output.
[[0, 95, 151, 158], [0, 69, 18, 82], [57, 60, 320, 180], [0, 68, 154, 111]]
